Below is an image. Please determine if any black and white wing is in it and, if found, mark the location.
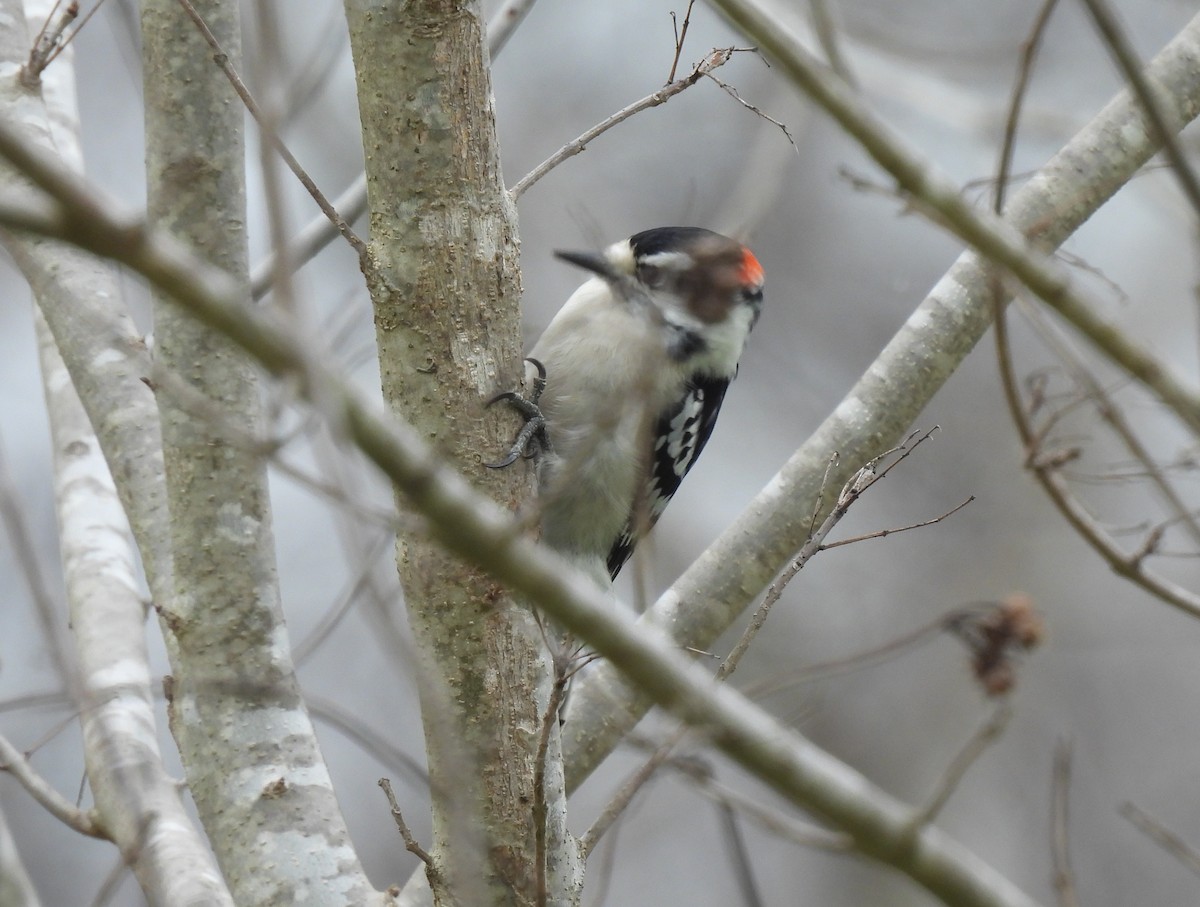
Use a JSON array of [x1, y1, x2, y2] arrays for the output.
[[606, 373, 731, 579]]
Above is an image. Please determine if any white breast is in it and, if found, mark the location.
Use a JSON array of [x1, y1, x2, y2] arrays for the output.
[[529, 278, 686, 566]]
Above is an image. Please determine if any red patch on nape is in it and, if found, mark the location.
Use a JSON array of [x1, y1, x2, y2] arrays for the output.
[[739, 247, 764, 289]]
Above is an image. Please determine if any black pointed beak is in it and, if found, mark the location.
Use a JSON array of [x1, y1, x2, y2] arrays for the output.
[[554, 249, 618, 282]]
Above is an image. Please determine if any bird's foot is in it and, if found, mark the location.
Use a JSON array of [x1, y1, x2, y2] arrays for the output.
[[486, 358, 552, 468]]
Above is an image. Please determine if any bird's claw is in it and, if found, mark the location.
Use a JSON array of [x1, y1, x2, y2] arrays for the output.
[[487, 358, 552, 469]]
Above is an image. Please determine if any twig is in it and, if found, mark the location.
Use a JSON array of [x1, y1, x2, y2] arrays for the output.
[[250, 174, 367, 300], [995, 0, 1062, 214], [249, 2, 530, 300], [995, 279, 1200, 617], [806, 451, 840, 538], [1121, 801, 1200, 877], [24, 0, 63, 69], [488, 0, 539, 57], [996, 0, 1198, 566], [760, 428, 929, 600], [534, 654, 569, 907], [248, 0, 298, 313], [293, 531, 395, 665], [311, 697, 428, 787], [669, 759, 851, 851], [726, 462, 873, 677], [717, 802, 765, 907], [269, 452, 400, 525], [146, 359, 399, 524], [1080, 0, 1200, 222], [510, 47, 746, 200], [21, 0, 77, 85], [304, 422, 415, 683], [1016, 298, 1200, 547], [725, 429, 938, 683], [0, 689, 71, 716], [22, 0, 106, 84], [175, 0, 367, 261], [39, 0, 103, 73], [584, 806, 623, 907], [751, 596, 1042, 702], [88, 852, 131, 907], [379, 778, 437, 870], [907, 703, 1012, 829], [1050, 740, 1080, 907], [0, 733, 105, 838], [808, 0, 856, 87], [668, 1, 697, 83], [744, 616, 950, 699], [580, 726, 676, 857], [0, 439, 77, 692], [23, 708, 79, 757], [820, 495, 974, 550], [704, 70, 796, 146]]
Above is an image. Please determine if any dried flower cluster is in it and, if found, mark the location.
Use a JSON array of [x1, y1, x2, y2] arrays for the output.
[[945, 594, 1045, 696]]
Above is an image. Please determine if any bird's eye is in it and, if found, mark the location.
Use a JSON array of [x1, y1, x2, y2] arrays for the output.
[[637, 264, 666, 289]]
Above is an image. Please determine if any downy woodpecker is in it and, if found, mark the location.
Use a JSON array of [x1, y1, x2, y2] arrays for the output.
[[491, 227, 764, 588]]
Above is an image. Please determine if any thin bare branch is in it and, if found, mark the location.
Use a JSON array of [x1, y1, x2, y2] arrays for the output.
[[250, 173, 366, 300], [0, 734, 104, 838], [995, 280, 1200, 618], [0, 440, 75, 692], [1080, 0, 1200, 221], [717, 802, 765, 907], [0, 690, 71, 717], [744, 617, 950, 700], [510, 47, 746, 200], [995, 0, 1062, 214], [820, 495, 974, 550], [379, 778, 437, 870], [750, 597, 1042, 702], [293, 531, 395, 665], [534, 660, 569, 907], [1121, 801, 1200, 877], [990, 16, 1200, 615], [908, 704, 1012, 829], [808, 0, 855, 87], [704, 69, 796, 146], [667, 0, 697, 83], [0, 805, 43, 907], [308, 696, 428, 787], [248, 0, 299, 313], [728, 429, 938, 676], [487, 0, 539, 57], [1051, 740, 1080, 907], [175, 0, 367, 261], [580, 726, 678, 857], [21, 0, 76, 84], [671, 761, 851, 852], [87, 854, 131, 907], [249, 2, 531, 300], [1017, 299, 1200, 547]]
